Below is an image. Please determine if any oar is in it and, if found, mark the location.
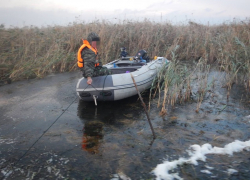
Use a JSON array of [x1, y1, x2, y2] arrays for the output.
[[131, 73, 156, 139]]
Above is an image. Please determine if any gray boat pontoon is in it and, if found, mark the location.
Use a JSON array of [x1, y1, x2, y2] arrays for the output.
[[76, 57, 169, 103]]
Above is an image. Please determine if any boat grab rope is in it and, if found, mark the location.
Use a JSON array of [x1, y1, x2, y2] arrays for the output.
[[131, 61, 160, 78], [86, 75, 108, 93], [1, 94, 78, 180], [89, 74, 109, 105]]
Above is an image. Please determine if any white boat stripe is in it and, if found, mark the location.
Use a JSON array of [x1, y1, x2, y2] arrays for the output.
[[76, 76, 155, 92]]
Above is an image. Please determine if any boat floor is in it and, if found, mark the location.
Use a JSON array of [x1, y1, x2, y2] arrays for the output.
[[107, 59, 147, 75], [109, 66, 142, 74]]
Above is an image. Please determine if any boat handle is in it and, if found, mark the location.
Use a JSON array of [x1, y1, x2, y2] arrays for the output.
[[93, 95, 98, 106]]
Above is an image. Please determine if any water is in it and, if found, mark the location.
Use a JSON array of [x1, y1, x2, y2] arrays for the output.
[[0, 71, 250, 180]]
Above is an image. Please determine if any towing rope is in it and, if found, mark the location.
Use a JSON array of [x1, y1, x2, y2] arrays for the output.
[[1, 94, 78, 180], [1, 74, 109, 178], [88, 74, 109, 105]]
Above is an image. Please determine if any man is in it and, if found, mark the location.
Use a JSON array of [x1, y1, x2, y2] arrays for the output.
[[77, 32, 111, 85], [120, 47, 128, 58], [134, 49, 149, 63]]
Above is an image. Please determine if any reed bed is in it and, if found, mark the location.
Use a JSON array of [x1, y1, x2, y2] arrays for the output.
[[0, 19, 249, 110]]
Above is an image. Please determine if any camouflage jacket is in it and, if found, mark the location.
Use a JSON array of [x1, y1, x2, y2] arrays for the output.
[[81, 47, 97, 78]]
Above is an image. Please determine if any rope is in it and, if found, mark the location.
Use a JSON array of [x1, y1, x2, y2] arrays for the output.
[[101, 75, 109, 101], [87, 75, 109, 102], [1, 73, 110, 178], [1, 95, 78, 180]]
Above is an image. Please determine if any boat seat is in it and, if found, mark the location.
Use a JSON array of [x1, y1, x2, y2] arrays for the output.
[[116, 61, 146, 67], [120, 57, 132, 60], [109, 66, 141, 74]]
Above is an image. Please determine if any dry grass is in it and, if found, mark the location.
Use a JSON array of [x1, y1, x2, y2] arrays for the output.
[[0, 19, 249, 109], [0, 20, 249, 79]]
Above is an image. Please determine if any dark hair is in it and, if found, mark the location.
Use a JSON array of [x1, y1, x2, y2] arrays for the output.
[[87, 32, 100, 43]]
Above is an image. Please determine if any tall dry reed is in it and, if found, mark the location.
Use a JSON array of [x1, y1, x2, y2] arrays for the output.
[[0, 19, 249, 95]]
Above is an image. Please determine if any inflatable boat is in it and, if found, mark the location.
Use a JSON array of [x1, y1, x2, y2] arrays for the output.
[[76, 57, 169, 103]]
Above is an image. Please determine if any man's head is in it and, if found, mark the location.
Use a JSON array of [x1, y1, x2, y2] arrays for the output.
[[120, 47, 126, 52], [87, 32, 100, 43], [87, 32, 100, 49]]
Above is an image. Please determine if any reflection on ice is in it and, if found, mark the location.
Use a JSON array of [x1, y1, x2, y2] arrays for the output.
[[1, 169, 13, 179], [0, 137, 16, 144], [77, 97, 143, 155], [111, 172, 131, 180], [200, 169, 212, 174], [227, 168, 238, 175], [82, 121, 103, 154]]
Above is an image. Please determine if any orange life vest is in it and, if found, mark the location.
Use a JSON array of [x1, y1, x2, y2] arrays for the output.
[[77, 39, 99, 68]]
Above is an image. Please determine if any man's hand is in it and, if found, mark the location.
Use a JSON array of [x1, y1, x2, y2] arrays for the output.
[[87, 77, 92, 85]]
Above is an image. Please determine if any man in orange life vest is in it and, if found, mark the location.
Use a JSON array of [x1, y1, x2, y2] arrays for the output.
[[77, 32, 111, 85]]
